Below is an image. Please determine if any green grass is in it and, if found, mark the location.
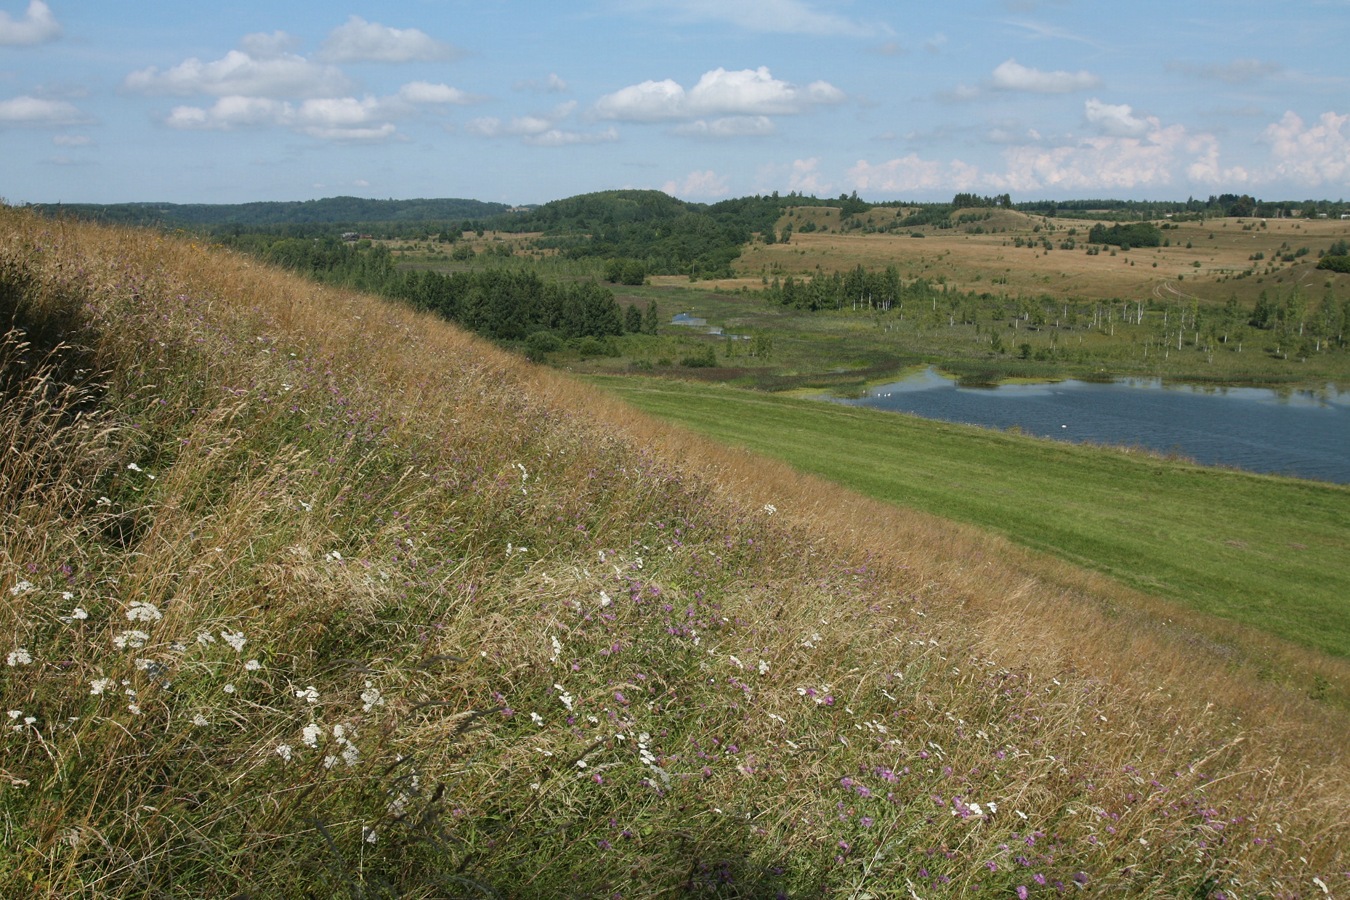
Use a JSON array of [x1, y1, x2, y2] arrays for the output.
[[592, 374, 1350, 658]]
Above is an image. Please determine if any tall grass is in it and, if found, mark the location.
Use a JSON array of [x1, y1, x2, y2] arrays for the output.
[[2, 206, 1346, 897]]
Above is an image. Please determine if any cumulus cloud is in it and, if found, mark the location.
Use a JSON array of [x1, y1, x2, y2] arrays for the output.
[[0, 0, 60, 46], [125, 49, 351, 99], [1085, 98, 1149, 137], [594, 67, 844, 123], [787, 157, 832, 195], [1263, 110, 1350, 186], [624, 0, 887, 37], [991, 58, 1099, 93], [662, 169, 731, 199], [319, 15, 457, 63], [468, 102, 617, 146], [0, 94, 82, 125]]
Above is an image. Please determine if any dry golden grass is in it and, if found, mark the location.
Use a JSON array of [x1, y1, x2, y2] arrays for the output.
[[722, 208, 1350, 306]]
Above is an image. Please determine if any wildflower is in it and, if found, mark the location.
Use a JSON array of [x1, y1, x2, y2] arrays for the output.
[[244, 659, 262, 671], [363, 826, 377, 845], [599, 590, 612, 607], [125, 601, 162, 623], [223, 683, 236, 694], [90, 678, 111, 695], [275, 744, 293, 762], [126, 462, 142, 472], [113, 630, 150, 650], [530, 712, 545, 726], [360, 683, 384, 712], [302, 722, 322, 747], [763, 503, 777, 515], [196, 631, 216, 646], [295, 685, 319, 704], [127, 703, 142, 716], [554, 683, 574, 712], [191, 713, 209, 727], [341, 743, 360, 767], [6, 648, 32, 666], [1017, 887, 1029, 900], [9, 580, 33, 596], [71, 607, 88, 620], [757, 659, 770, 675], [220, 630, 246, 652]]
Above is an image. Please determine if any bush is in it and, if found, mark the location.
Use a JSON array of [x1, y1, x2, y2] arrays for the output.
[[1316, 255, 1350, 274], [680, 346, 717, 367]]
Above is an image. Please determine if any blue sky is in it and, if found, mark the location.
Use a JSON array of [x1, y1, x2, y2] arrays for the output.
[[3, 0, 1348, 205]]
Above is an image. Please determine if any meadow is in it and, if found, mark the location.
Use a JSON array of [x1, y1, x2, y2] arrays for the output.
[[2, 205, 1347, 897], [389, 207, 1350, 393]]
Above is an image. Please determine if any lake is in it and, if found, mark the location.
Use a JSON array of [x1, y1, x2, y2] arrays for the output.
[[836, 369, 1350, 484]]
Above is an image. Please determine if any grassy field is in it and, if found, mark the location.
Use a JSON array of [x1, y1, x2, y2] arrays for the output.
[[592, 374, 1350, 662], [6, 206, 1347, 897], [390, 207, 1350, 392]]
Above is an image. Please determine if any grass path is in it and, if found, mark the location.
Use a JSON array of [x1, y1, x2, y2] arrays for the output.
[[593, 374, 1350, 659]]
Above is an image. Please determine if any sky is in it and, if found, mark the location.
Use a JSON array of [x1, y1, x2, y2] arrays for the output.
[[2, 0, 1349, 206]]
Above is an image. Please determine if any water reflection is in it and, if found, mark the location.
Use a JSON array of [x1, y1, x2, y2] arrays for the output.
[[836, 368, 1350, 483]]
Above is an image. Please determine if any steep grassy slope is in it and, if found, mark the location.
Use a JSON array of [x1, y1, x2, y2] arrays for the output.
[[1, 207, 1346, 897]]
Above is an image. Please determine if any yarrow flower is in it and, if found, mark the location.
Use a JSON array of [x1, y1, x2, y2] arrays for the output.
[[9, 580, 34, 596], [360, 682, 384, 712], [220, 630, 246, 652], [191, 713, 210, 727], [275, 744, 293, 762], [125, 601, 162, 623], [112, 630, 150, 650], [6, 648, 32, 666], [90, 678, 112, 695], [302, 722, 323, 747], [295, 685, 319, 704]]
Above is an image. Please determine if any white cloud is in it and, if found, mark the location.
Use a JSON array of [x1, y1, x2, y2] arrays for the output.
[[848, 154, 954, 193], [594, 67, 844, 122], [624, 0, 887, 37], [0, 0, 60, 46], [397, 82, 474, 105], [319, 16, 456, 63], [662, 169, 731, 198], [674, 115, 776, 138], [239, 31, 299, 60], [788, 157, 832, 195], [1263, 110, 1350, 186], [467, 102, 615, 146], [125, 49, 351, 99], [0, 94, 81, 125], [1085, 98, 1149, 137], [991, 59, 1099, 93]]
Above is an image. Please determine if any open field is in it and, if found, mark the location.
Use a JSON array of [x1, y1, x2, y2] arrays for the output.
[[592, 374, 1350, 666], [4, 206, 1347, 896]]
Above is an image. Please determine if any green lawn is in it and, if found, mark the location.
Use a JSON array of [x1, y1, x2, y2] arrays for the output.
[[593, 374, 1350, 658]]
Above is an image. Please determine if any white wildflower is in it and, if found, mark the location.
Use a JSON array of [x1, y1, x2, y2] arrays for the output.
[[275, 744, 293, 762], [196, 631, 216, 646], [90, 678, 112, 695], [599, 590, 612, 607], [302, 722, 322, 747], [332, 723, 347, 741], [244, 659, 262, 671], [758, 659, 770, 675], [363, 825, 378, 845], [219, 630, 246, 652], [9, 580, 33, 596], [7, 648, 32, 666], [125, 601, 162, 623], [341, 743, 360, 767], [295, 685, 319, 704], [223, 683, 236, 694], [360, 682, 384, 712], [530, 712, 545, 726], [554, 683, 574, 712], [96, 496, 111, 506], [127, 703, 142, 716], [191, 713, 209, 727], [126, 462, 142, 472], [325, 550, 342, 562], [7, 710, 20, 720], [112, 630, 150, 650], [763, 503, 777, 515], [550, 635, 563, 663], [71, 607, 88, 621]]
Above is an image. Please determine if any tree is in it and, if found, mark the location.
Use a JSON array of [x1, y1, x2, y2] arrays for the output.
[[642, 300, 660, 335]]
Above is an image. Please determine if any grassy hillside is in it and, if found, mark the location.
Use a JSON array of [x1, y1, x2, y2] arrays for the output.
[[591, 376, 1350, 662], [2, 206, 1347, 897]]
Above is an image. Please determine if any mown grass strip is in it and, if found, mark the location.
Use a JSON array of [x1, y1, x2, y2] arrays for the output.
[[592, 374, 1350, 658]]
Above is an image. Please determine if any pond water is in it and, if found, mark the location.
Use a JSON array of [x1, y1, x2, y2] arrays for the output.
[[835, 369, 1350, 484]]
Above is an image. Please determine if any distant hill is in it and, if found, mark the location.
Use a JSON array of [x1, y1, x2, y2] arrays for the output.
[[30, 195, 511, 231]]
